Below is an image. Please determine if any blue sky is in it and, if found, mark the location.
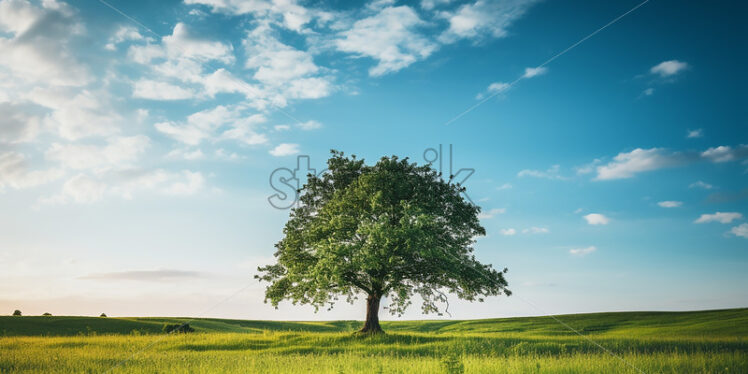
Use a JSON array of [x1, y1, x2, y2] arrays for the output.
[[0, 0, 746, 319]]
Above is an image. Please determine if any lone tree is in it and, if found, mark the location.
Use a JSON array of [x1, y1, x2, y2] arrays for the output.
[[12, 309, 21, 316], [257, 151, 510, 334]]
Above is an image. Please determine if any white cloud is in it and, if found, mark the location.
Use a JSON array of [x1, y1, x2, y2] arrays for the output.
[[202, 68, 259, 98], [499, 228, 516, 236], [657, 201, 682, 208], [0, 102, 41, 143], [522, 66, 547, 78], [730, 223, 748, 239], [105, 25, 143, 50], [219, 113, 269, 145], [284, 77, 333, 99], [45, 136, 150, 170], [438, 0, 538, 43], [50, 174, 108, 204], [127, 23, 254, 104], [39, 169, 206, 205], [269, 143, 300, 157], [687, 129, 703, 138], [163, 23, 234, 64], [569, 246, 596, 256], [689, 180, 713, 190], [163, 170, 205, 196], [478, 208, 505, 219], [214, 148, 241, 161], [496, 183, 512, 190], [166, 148, 205, 161], [245, 24, 320, 85], [487, 82, 510, 93], [156, 106, 267, 146], [185, 0, 315, 32], [518, 164, 566, 180], [132, 79, 197, 100], [594, 148, 681, 180], [25, 86, 122, 141], [128, 43, 166, 64], [694, 212, 742, 224], [420, 0, 452, 10], [650, 60, 688, 77], [0, 0, 90, 86], [701, 145, 748, 163], [575, 159, 602, 175], [642, 87, 654, 96], [336, 6, 437, 76], [476, 82, 509, 99], [522, 227, 549, 234], [0, 151, 63, 191], [297, 120, 322, 130], [583, 213, 610, 225], [586, 145, 748, 181]]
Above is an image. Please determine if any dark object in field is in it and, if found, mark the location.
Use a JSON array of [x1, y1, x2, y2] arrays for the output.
[[42, 312, 52, 316], [12, 310, 21, 316], [163, 323, 195, 333], [100, 313, 107, 317]]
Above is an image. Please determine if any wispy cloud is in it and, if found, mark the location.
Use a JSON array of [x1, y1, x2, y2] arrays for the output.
[[690, 180, 714, 189], [583, 213, 610, 225], [569, 246, 597, 256], [650, 60, 688, 77], [496, 183, 512, 190], [499, 228, 516, 236], [522, 66, 547, 78], [694, 212, 743, 224], [269, 143, 300, 157], [438, 0, 539, 43], [657, 201, 682, 208], [594, 148, 684, 180], [591, 145, 748, 180], [80, 269, 204, 281], [687, 129, 703, 138], [641, 59, 688, 96], [518, 165, 566, 180], [522, 227, 549, 234], [478, 208, 506, 219], [701, 145, 748, 163], [336, 6, 436, 76], [730, 223, 748, 239]]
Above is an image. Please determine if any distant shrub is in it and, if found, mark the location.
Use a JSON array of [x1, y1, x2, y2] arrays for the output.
[[12, 310, 21, 316], [42, 312, 52, 316], [163, 323, 195, 334], [100, 313, 107, 317], [441, 354, 464, 374]]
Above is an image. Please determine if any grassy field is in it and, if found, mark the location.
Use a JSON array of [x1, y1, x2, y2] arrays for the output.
[[1, 308, 746, 373]]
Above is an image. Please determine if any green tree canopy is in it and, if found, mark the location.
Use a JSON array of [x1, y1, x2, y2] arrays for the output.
[[257, 151, 510, 333]]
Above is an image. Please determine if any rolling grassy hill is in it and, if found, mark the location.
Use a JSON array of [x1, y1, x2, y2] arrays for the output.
[[1, 308, 746, 373], [2, 308, 746, 337]]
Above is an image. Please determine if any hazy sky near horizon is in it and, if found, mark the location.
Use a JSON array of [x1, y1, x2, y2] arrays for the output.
[[0, 0, 746, 320]]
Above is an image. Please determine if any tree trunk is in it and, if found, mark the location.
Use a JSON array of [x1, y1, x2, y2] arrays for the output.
[[359, 293, 383, 334]]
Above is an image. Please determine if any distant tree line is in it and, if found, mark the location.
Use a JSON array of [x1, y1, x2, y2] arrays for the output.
[[9, 310, 108, 317]]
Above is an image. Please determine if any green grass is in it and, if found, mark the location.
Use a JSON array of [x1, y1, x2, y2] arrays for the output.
[[1, 308, 746, 373]]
